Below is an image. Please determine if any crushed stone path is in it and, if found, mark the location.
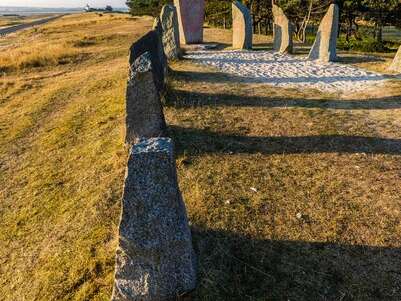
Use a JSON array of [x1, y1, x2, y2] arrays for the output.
[[185, 50, 388, 94]]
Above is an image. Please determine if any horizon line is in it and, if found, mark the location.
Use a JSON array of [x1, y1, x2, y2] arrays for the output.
[[0, 5, 128, 9]]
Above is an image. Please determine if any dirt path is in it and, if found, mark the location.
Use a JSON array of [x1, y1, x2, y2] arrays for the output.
[[0, 15, 65, 37]]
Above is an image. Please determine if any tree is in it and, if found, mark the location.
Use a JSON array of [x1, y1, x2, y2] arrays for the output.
[[339, 0, 366, 42], [126, 0, 169, 16], [105, 5, 113, 12], [363, 0, 399, 43]]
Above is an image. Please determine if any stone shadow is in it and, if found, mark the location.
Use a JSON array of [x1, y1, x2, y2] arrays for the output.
[[169, 126, 401, 156], [170, 66, 387, 86], [308, 31, 322, 60], [191, 227, 401, 300], [273, 24, 282, 52], [337, 55, 387, 65], [167, 89, 401, 110]]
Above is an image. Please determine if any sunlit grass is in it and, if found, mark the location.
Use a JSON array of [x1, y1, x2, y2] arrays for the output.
[[0, 42, 80, 72]]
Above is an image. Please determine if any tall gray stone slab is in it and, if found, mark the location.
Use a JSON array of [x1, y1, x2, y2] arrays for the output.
[[232, 1, 253, 50], [160, 4, 181, 60], [308, 4, 339, 62], [125, 52, 167, 144], [112, 138, 197, 301], [272, 3, 293, 54], [389, 46, 401, 73], [174, 0, 205, 44]]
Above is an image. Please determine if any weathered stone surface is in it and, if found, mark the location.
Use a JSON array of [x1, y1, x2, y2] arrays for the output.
[[308, 3, 339, 62], [232, 1, 253, 50], [272, 3, 293, 54], [112, 138, 197, 301], [152, 17, 169, 81], [389, 46, 401, 73], [174, 0, 205, 44], [160, 4, 181, 60], [129, 30, 166, 93], [125, 52, 167, 144]]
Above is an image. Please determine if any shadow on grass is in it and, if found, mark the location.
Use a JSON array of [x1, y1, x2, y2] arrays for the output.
[[166, 88, 401, 110], [192, 227, 401, 300], [170, 67, 387, 86], [169, 126, 401, 156], [337, 55, 387, 65]]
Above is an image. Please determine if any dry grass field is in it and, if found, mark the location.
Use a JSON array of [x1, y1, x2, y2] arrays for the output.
[[0, 13, 400, 301]]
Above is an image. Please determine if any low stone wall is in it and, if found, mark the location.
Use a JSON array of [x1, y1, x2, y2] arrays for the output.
[[113, 16, 197, 301], [112, 138, 197, 301], [125, 51, 167, 144], [128, 29, 166, 94]]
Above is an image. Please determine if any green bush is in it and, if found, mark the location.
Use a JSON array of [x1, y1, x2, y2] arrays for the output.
[[337, 36, 393, 53]]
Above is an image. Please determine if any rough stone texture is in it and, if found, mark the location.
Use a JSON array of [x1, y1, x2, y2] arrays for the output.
[[152, 17, 169, 84], [174, 0, 205, 44], [112, 138, 197, 301], [160, 4, 181, 60], [389, 46, 401, 73], [232, 1, 253, 50], [308, 4, 339, 62], [272, 3, 293, 54], [129, 29, 165, 93], [125, 52, 167, 144]]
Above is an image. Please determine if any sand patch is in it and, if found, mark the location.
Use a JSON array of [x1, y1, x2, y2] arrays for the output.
[[185, 50, 388, 94]]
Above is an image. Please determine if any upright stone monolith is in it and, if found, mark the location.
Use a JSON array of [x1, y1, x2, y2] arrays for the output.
[[174, 0, 205, 44], [125, 50, 167, 144], [272, 3, 293, 54], [308, 3, 339, 62], [112, 138, 197, 301], [389, 46, 401, 73], [160, 4, 181, 60], [232, 1, 253, 50]]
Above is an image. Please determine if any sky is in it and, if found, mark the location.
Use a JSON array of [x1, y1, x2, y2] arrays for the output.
[[0, 0, 127, 8]]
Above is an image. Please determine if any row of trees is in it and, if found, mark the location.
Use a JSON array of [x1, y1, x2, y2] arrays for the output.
[[126, 0, 401, 43]]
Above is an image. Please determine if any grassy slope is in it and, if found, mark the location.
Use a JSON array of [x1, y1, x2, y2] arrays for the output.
[[1, 14, 401, 300], [0, 13, 153, 300]]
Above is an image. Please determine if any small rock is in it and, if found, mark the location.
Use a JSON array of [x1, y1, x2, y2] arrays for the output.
[[250, 187, 258, 193]]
